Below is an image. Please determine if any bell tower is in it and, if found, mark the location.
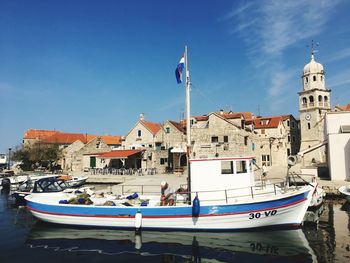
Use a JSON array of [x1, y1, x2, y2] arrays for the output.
[[298, 42, 331, 164]]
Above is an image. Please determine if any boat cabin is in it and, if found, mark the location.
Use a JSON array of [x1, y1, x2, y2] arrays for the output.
[[190, 157, 255, 205]]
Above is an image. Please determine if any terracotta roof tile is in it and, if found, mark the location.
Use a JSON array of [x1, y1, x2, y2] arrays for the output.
[[141, 121, 162, 135], [338, 103, 350, 111], [194, 116, 209, 121], [24, 129, 58, 139], [100, 135, 122, 145], [98, 150, 143, 158], [253, 116, 283, 129], [44, 132, 90, 144], [169, 120, 185, 132], [25, 129, 121, 146]]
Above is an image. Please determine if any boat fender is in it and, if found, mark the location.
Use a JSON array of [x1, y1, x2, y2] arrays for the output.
[[192, 194, 200, 217], [135, 211, 142, 229], [127, 192, 139, 200], [78, 198, 85, 204], [59, 200, 68, 204]]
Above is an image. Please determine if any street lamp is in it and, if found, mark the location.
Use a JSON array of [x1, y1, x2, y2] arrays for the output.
[[8, 148, 12, 170]]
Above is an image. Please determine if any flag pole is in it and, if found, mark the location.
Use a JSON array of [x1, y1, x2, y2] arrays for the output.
[[185, 45, 192, 199]]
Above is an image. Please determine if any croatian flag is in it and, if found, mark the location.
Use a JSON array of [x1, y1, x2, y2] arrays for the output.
[[175, 55, 185, 84]]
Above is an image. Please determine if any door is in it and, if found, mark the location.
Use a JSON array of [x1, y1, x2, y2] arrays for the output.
[[90, 157, 96, 168]]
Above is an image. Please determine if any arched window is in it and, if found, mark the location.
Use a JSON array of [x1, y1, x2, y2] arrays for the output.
[[324, 96, 328, 102], [313, 76, 316, 81], [318, 95, 322, 102], [302, 97, 307, 104], [309, 96, 314, 107], [321, 76, 323, 82], [305, 77, 308, 83]]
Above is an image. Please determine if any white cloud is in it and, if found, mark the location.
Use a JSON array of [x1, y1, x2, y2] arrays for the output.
[[220, 0, 343, 114], [327, 68, 350, 88], [325, 47, 350, 63]]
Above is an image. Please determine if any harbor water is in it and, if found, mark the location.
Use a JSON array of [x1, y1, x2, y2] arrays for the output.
[[0, 187, 349, 263]]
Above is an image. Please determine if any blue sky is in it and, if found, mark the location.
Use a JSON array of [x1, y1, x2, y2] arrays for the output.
[[1, 0, 350, 153]]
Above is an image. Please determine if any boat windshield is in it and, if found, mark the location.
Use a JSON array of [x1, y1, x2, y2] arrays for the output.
[[33, 178, 65, 193]]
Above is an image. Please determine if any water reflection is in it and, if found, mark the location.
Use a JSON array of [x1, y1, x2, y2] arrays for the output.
[[26, 224, 317, 262], [303, 201, 350, 263]]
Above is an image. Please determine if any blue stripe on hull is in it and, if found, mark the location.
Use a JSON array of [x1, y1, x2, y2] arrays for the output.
[[27, 191, 309, 218]]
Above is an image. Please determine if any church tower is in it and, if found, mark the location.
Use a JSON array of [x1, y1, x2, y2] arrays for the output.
[[298, 47, 331, 164]]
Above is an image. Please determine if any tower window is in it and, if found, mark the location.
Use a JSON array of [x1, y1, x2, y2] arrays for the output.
[[324, 96, 328, 102], [318, 95, 322, 102], [313, 76, 316, 81], [321, 76, 323, 81], [309, 96, 314, 103], [307, 123, 311, 129], [305, 77, 308, 83]]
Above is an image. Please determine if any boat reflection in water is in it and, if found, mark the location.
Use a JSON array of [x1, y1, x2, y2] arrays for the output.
[[27, 224, 317, 262]]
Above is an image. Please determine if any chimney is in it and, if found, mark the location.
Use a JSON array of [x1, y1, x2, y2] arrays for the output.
[[140, 113, 145, 121]]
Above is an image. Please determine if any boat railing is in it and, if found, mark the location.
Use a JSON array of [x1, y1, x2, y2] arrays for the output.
[[115, 179, 297, 205]]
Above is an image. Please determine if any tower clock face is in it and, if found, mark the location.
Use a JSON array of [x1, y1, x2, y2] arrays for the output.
[[305, 114, 311, 121]]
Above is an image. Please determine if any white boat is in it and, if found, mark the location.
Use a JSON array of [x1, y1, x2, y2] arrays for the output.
[[58, 175, 88, 188], [338, 186, 350, 202], [26, 225, 317, 261], [25, 47, 316, 231]]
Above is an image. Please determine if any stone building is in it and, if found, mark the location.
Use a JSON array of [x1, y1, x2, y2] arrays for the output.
[[22, 129, 121, 172], [191, 112, 254, 160]]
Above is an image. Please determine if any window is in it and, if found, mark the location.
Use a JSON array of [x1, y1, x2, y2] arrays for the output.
[[165, 127, 170, 133], [308, 123, 311, 129], [211, 136, 218, 143], [221, 161, 233, 174], [305, 77, 308, 83], [302, 97, 307, 104], [160, 158, 168, 165], [321, 76, 323, 81], [291, 121, 295, 128], [137, 130, 142, 137], [318, 95, 322, 102], [241, 120, 245, 129], [309, 96, 314, 103], [287, 149, 291, 156], [288, 134, 291, 142], [244, 136, 248, 146], [262, 155, 270, 166], [224, 136, 228, 143], [149, 144, 153, 148], [313, 76, 316, 81], [236, 160, 247, 174], [155, 142, 162, 151], [287, 120, 290, 126]]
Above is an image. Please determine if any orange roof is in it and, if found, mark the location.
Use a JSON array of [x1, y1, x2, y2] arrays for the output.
[[221, 113, 242, 119], [24, 129, 58, 139], [194, 116, 209, 121], [98, 150, 143, 159], [169, 120, 185, 132], [141, 121, 162, 135], [253, 116, 283, 129], [25, 129, 121, 146], [44, 132, 90, 144], [100, 135, 122, 145], [337, 103, 350, 111]]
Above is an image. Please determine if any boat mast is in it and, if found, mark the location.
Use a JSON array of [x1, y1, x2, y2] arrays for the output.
[[185, 45, 191, 152], [185, 45, 192, 197]]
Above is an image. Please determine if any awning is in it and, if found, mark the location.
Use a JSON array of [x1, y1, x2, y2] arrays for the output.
[[171, 147, 186, 153], [297, 140, 328, 157], [97, 150, 143, 159]]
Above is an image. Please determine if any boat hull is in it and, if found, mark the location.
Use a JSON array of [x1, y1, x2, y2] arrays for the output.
[[26, 187, 314, 231]]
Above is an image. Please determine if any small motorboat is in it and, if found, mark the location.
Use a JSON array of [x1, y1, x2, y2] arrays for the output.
[[12, 177, 92, 205], [58, 175, 88, 188], [338, 186, 350, 202]]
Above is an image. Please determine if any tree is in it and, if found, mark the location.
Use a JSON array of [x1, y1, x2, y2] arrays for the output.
[[11, 143, 63, 171]]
